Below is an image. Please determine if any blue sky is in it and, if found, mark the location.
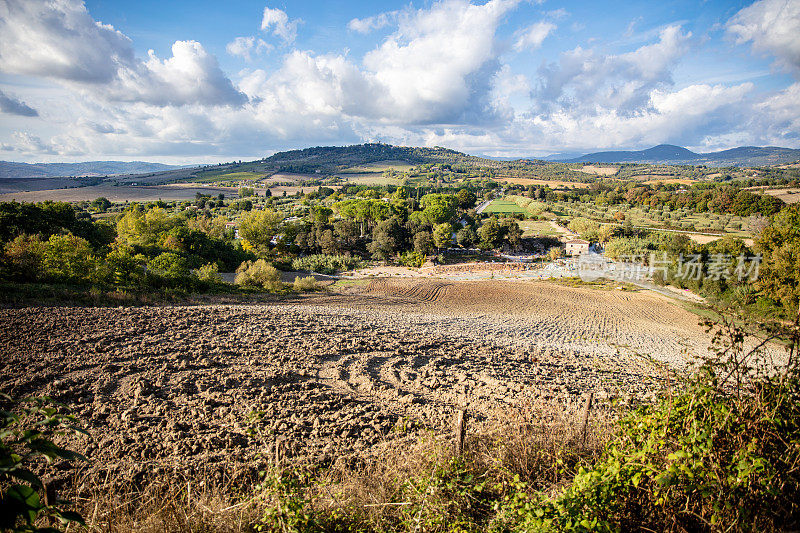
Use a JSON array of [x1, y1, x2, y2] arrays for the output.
[[0, 0, 798, 163]]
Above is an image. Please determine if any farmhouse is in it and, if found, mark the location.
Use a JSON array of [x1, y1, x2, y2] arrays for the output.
[[565, 239, 590, 256]]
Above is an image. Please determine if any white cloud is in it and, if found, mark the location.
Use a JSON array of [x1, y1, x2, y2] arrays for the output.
[[226, 36, 271, 61], [514, 21, 556, 51], [347, 12, 397, 34], [0, 90, 38, 117], [727, 0, 800, 73], [535, 25, 692, 115], [261, 7, 300, 45], [0, 0, 245, 107]]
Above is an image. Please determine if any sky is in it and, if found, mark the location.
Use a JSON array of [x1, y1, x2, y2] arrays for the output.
[[0, 0, 798, 163]]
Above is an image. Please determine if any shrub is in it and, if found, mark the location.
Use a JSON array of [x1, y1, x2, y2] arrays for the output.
[[496, 317, 800, 532], [291, 254, 361, 275], [43, 234, 96, 282], [194, 262, 222, 283], [2, 235, 46, 281], [235, 259, 283, 291], [398, 250, 425, 268], [292, 275, 319, 291], [148, 252, 190, 279]]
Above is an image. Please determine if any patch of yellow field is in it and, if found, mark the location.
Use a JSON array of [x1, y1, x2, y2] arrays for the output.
[[575, 165, 618, 176], [498, 177, 588, 189]]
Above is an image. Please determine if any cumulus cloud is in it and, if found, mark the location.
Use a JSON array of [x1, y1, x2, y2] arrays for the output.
[[261, 7, 300, 44], [0, 90, 38, 117], [534, 25, 692, 115], [727, 0, 800, 73], [514, 21, 556, 51], [347, 12, 397, 34], [226, 36, 271, 61], [0, 0, 244, 107]]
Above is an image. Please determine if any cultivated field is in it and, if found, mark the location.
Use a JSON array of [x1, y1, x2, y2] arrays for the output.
[[575, 165, 618, 176], [1, 278, 735, 491], [0, 183, 237, 203]]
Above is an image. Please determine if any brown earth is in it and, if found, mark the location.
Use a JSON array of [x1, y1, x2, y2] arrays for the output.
[[0, 280, 717, 489]]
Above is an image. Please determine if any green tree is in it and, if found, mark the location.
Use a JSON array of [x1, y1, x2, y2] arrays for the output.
[[420, 194, 457, 225], [433, 223, 453, 252], [414, 231, 434, 256], [239, 209, 284, 255], [478, 217, 502, 249], [43, 234, 95, 282], [148, 252, 190, 279], [456, 226, 477, 248], [756, 203, 800, 316]]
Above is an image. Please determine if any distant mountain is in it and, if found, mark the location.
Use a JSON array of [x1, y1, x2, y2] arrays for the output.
[[557, 144, 800, 167], [0, 161, 184, 180]]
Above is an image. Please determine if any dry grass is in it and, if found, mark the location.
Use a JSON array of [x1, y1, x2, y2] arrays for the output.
[[60, 399, 617, 532]]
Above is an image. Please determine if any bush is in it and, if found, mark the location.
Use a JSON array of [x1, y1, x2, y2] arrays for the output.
[[148, 252, 190, 280], [291, 254, 361, 275], [235, 259, 283, 291], [1, 235, 46, 281], [43, 234, 96, 282], [496, 317, 800, 532], [194, 262, 222, 283], [292, 275, 320, 291], [398, 250, 425, 268]]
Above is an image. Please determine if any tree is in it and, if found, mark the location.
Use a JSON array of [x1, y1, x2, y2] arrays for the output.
[[414, 231, 434, 255], [91, 197, 111, 212], [369, 217, 405, 261], [420, 193, 457, 225], [500, 218, 522, 249], [148, 252, 190, 279], [479, 217, 502, 249], [43, 234, 96, 282], [755, 203, 800, 316], [238, 209, 284, 255], [456, 189, 477, 209], [433, 223, 453, 252], [456, 226, 477, 248]]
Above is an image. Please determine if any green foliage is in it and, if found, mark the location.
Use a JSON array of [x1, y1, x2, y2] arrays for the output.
[[420, 194, 458, 225], [291, 254, 361, 275], [238, 209, 285, 256], [456, 226, 477, 248], [148, 252, 190, 280], [0, 395, 86, 532], [755, 203, 800, 315], [292, 275, 320, 292], [479, 218, 502, 249], [495, 318, 800, 532], [433, 223, 453, 250], [1, 235, 46, 281], [399, 250, 426, 267], [193, 262, 222, 283], [42, 234, 96, 282], [235, 259, 283, 291]]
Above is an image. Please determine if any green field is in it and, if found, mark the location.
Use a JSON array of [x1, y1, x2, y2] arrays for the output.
[[483, 198, 527, 214]]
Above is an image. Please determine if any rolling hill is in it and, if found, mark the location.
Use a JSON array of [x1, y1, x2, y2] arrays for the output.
[[557, 144, 800, 166], [0, 161, 185, 180]]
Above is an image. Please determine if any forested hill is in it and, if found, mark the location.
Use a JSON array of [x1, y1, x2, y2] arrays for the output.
[[255, 143, 499, 173]]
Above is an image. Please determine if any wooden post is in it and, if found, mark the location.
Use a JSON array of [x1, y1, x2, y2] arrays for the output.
[[43, 478, 56, 507], [274, 438, 283, 470], [580, 392, 594, 447], [454, 409, 466, 455]]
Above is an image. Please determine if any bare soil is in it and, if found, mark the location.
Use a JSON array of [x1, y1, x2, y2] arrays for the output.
[[0, 280, 716, 489]]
